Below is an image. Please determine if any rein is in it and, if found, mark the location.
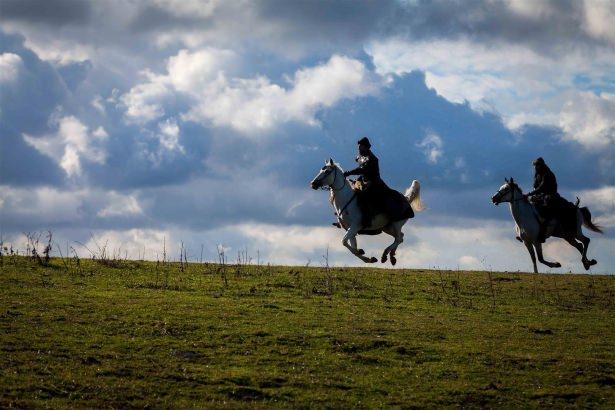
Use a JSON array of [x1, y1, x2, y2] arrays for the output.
[[499, 184, 526, 203], [319, 167, 346, 192], [324, 167, 356, 218], [336, 191, 357, 217], [510, 187, 526, 202]]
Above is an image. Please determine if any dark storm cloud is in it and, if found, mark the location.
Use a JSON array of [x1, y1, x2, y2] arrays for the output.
[[386, 0, 598, 48], [129, 4, 205, 33], [0, 32, 68, 186], [1, 1, 612, 271], [0, 0, 92, 26]]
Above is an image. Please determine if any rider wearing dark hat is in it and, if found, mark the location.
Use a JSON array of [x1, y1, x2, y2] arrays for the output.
[[343, 137, 386, 228], [526, 157, 559, 242]]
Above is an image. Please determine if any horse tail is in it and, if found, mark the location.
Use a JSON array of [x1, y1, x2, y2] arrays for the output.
[[581, 206, 603, 233], [405, 180, 425, 212]]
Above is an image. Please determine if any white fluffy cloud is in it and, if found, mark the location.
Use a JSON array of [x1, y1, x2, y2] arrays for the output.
[[416, 131, 443, 164], [23, 116, 108, 177], [575, 185, 615, 228], [0, 52, 23, 83], [559, 91, 615, 148], [97, 192, 143, 218], [366, 37, 615, 149], [121, 50, 380, 134], [0, 185, 145, 228], [157, 118, 184, 153], [582, 0, 615, 43], [121, 74, 170, 123]]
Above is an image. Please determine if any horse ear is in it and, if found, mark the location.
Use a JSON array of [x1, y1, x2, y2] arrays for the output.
[[505, 177, 509, 183], [328, 158, 333, 165], [510, 177, 514, 183]]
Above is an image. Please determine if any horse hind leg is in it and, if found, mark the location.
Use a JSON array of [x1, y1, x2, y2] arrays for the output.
[[380, 225, 396, 263], [384, 223, 404, 266], [577, 233, 597, 270], [534, 242, 561, 269]]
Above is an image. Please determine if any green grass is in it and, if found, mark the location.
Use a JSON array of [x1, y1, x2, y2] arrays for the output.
[[1, 256, 614, 408]]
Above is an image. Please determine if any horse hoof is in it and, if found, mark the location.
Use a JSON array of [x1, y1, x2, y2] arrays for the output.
[[381, 255, 387, 263], [369, 257, 378, 263], [390, 256, 397, 266], [358, 249, 365, 255], [590, 259, 597, 266], [553, 263, 561, 268]]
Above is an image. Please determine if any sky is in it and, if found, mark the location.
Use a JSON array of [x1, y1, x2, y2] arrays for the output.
[[0, 0, 614, 273]]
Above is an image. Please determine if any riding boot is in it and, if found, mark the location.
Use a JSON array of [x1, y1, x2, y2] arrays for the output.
[[359, 201, 372, 228]]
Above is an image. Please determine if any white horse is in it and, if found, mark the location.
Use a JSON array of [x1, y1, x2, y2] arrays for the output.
[[310, 158, 424, 265], [491, 178, 603, 273]]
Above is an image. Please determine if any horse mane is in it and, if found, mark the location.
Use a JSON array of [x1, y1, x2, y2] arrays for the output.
[[328, 161, 344, 205]]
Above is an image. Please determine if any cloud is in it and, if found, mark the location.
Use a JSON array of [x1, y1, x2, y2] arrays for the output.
[[458, 255, 482, 269], [0, 52, 23, 83], [97, 192, 143, 218], [157, 118, 183, 153], [121, 73, 170, 123], [0, 185, 147, 232], [123, 51, 380, 133], [416, 131, 443, 164], [0, 0, 92, 26], [2, 2, 614, 272], [582, 0, 615, 43], [23, 115, 108, 177], [575, 185, 615, 228], [366, 36, 615, 149], [559, 91, 615, 148]]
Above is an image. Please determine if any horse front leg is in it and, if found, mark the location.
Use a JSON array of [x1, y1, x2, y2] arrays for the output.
[[534, 242, 561, 269], [523, 239, 538, 273], [343, 226, 377, 263], [349, 236, 365, 256]]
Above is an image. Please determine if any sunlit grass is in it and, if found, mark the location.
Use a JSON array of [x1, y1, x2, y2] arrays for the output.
[[1, 256, 614, 407]]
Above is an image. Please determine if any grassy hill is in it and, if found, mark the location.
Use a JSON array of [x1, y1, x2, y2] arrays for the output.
[[1, 255, 614, 408]]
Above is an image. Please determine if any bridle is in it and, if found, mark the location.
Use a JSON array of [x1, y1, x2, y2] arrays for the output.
[[317, 166, 356, 219], [497, 183, 526, 203], [318, 166, 346, 192]]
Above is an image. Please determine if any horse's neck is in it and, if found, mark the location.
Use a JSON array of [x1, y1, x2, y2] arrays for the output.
[[509, 191, 536, 227], [331, 177, 354, 213]]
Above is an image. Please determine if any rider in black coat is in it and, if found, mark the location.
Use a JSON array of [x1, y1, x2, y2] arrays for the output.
[[528, 157, 558, 199], [343, 137, 388, 228], [526, 157, 560, 242]]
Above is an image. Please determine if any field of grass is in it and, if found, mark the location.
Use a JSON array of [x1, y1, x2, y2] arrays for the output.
[[1, 255, 614, 408]]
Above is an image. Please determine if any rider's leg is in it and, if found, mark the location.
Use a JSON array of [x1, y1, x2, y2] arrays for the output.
[[357, 193, 372, 229]]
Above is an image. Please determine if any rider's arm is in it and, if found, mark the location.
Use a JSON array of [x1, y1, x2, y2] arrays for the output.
[[344, 166, 365, 177], [527, 178, 545, 196]]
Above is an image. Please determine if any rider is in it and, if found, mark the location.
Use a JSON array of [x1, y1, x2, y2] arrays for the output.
[[525, 157, 559, 243], [342, 137, 387, 228]]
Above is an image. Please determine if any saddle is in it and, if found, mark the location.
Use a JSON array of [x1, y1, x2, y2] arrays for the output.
[[333, 179, 414, 234], [530, 194, 578, 236]]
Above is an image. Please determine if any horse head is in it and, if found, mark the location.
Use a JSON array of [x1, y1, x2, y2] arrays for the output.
[[310, 158, 342, 190], [491, 177, 521, 205]]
